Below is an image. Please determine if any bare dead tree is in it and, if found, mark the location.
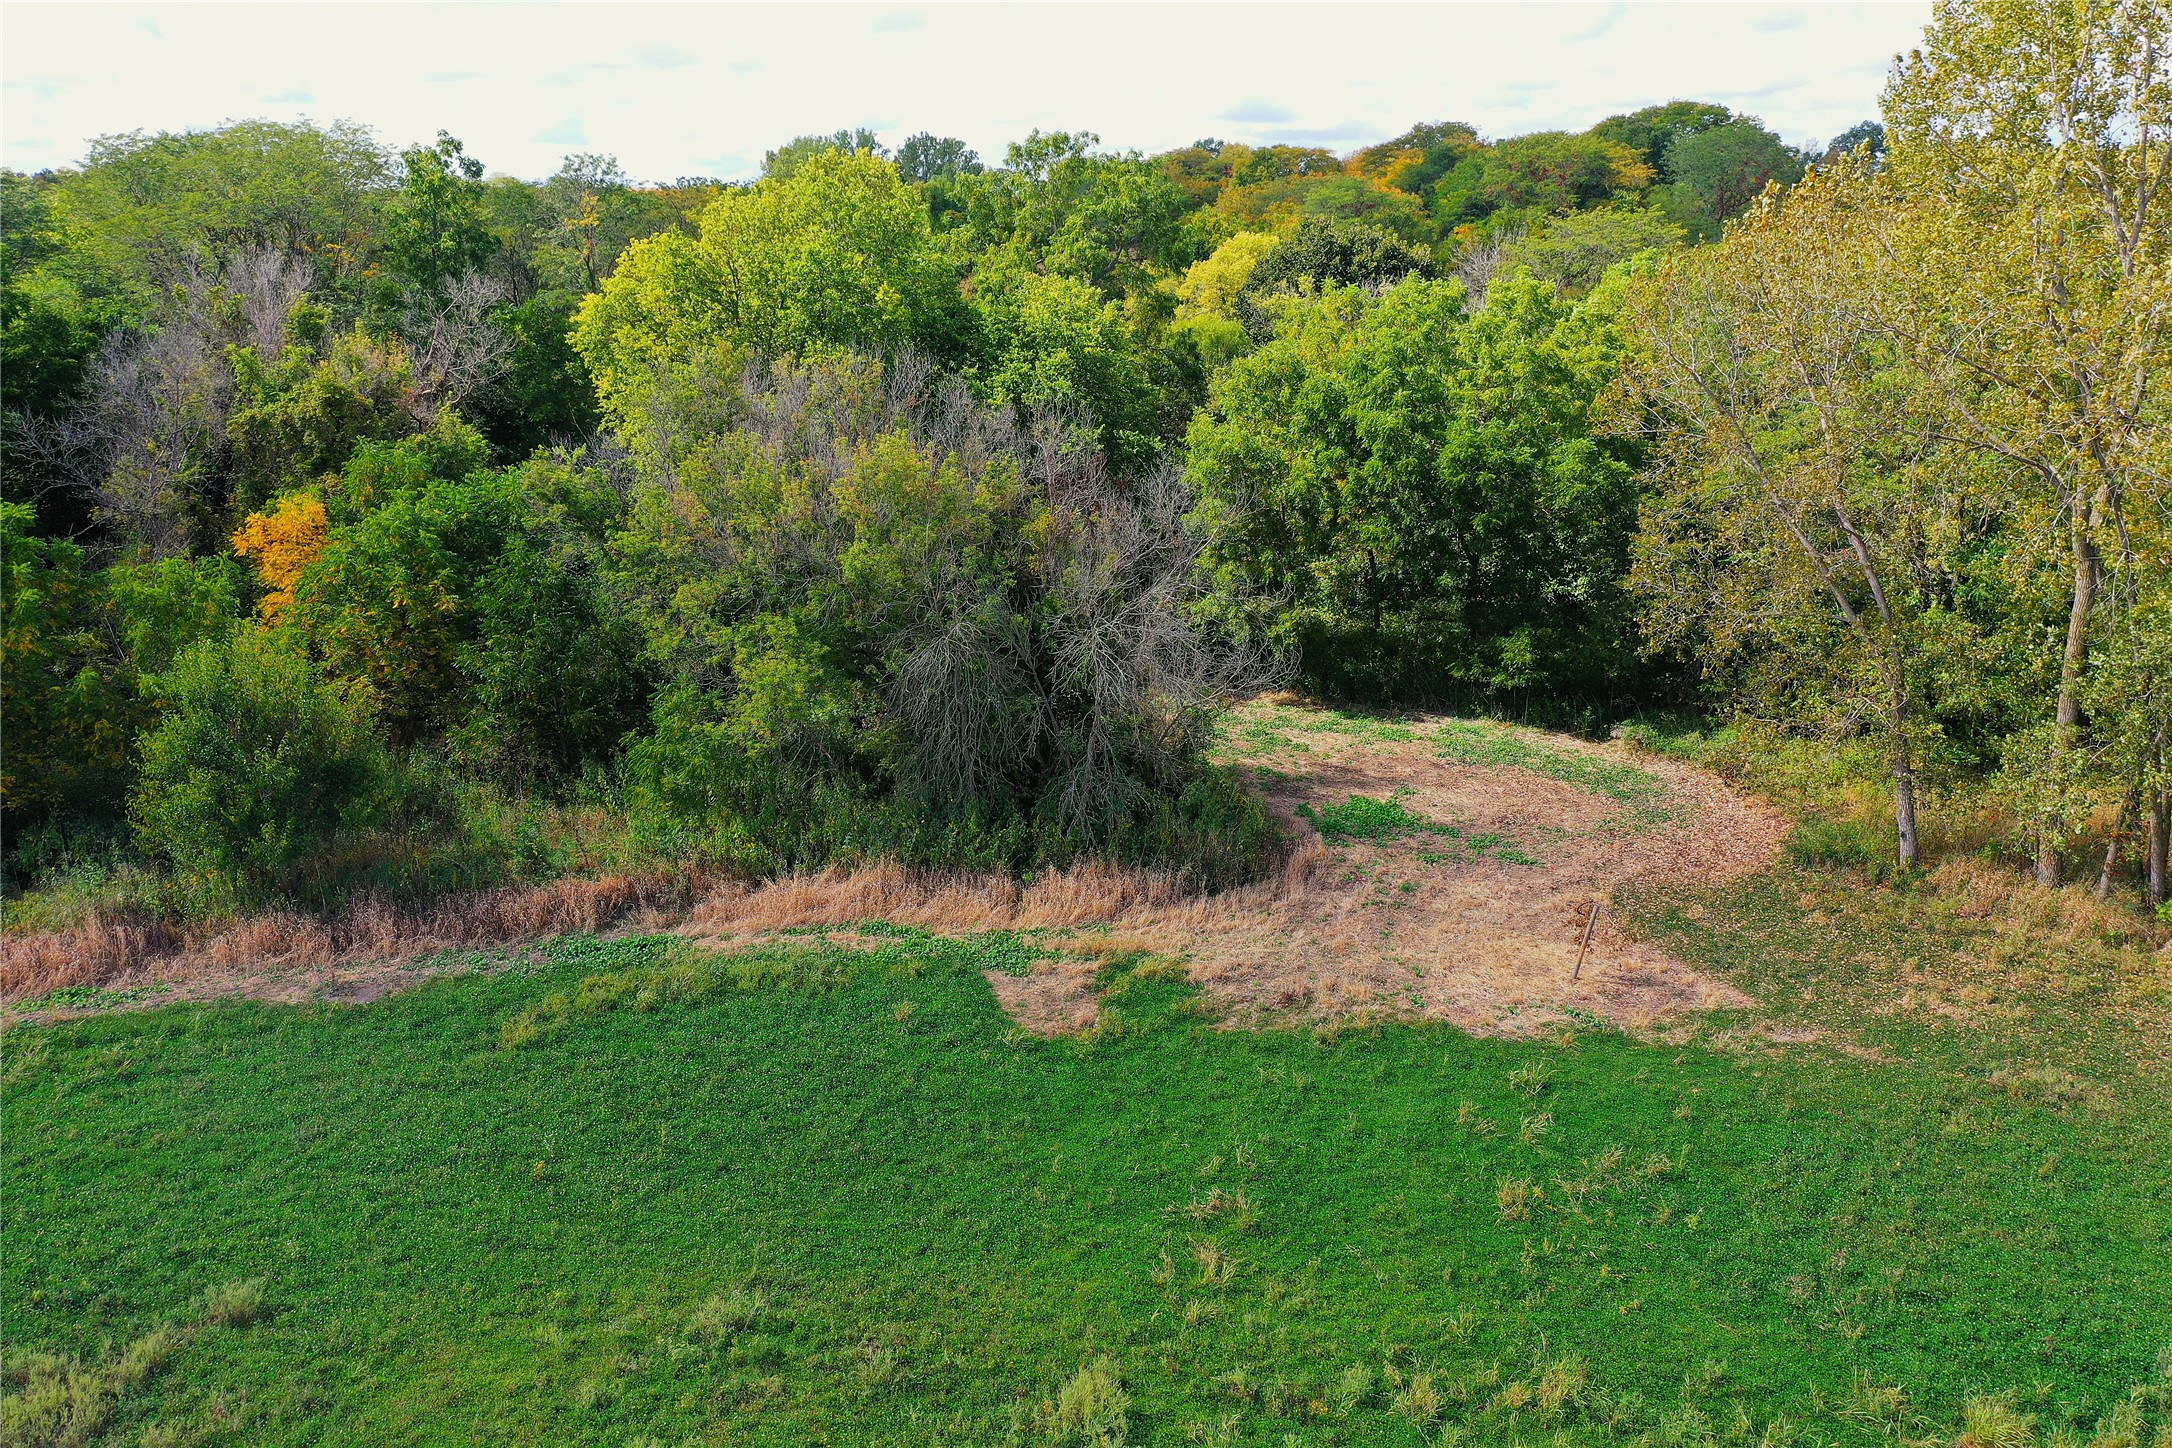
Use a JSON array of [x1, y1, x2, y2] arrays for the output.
[[404, 272, 514, 422], [18, 249, 321, 554], [1452, 225, 1526, 309]]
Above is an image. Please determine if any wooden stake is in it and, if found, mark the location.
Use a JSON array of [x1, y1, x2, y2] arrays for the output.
[[1572, 900, 1601, 982]]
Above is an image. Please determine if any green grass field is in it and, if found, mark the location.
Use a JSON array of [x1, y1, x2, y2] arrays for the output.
[[6, 865, 2169, 1447]]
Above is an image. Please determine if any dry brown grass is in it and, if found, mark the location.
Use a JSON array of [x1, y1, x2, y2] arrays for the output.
[[687, 702, 1786, 1039], [1, 873, 701, 1011], [6, 702, 1799, 1039]]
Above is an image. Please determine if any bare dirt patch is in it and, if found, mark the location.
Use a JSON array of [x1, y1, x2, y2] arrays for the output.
[[4, 702, 1787, 1038], [986, 701, 1786, 1038]]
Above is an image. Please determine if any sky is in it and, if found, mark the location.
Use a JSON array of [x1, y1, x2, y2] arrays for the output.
[[3, 1, 1934, 184]]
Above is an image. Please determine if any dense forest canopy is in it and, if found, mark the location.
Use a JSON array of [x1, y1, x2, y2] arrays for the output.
[[2, 0, 2166, 918]]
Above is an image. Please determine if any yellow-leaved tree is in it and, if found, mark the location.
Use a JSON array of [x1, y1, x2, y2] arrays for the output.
[[230, 493, 329, 623]]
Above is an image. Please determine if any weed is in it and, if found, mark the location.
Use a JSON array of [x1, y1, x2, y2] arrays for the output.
[[1508, 1063, 1554, 1097], [0, 1323, 182, 1448], [1536, 1356, 1588, 1419], [683, 1289, 766, 1345], [1393, 1372, 1444, 1425], [1497, 1178, 1538, 1222], [1045, 1359, 1130, 1446], [198, 1278, 265, 1328], [1177, 1188, 1260, 1232], [1958, 1398, 2037, 1448], [1190, 1238, 1240, 1289], [14, 983, 171, 1013], [1329, 1364, 1374, 1416], [1302, 793, 1437, 842]]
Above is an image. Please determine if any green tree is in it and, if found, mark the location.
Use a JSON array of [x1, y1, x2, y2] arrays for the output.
[[1189, 272, 1646, 700], [1587, 102, 1735, 179], [380, 133, 497, 301], [1438, 132, 1654, 224], [451, 458, 653, 779], [1, 171, 104, 419], [288, 467, 516, 742], [1503, 207, 1685, 294], [764, 128, 887, 179], [1611, 158, 1966, 870], [1662, 118, 1806, 232], [1, 503, 138, 826], [43, 120, 390, 316], [130, 627, 389, 898], [572, 150, 963, 431], [896, 134, 982, 183], [973, 266, 1161, 469], [1347, 121, 1484, 197], [1880, 0, 2172, 884], [957, 132, 1190, 297]]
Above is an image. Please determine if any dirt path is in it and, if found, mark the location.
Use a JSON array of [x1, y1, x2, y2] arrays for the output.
[[6, 702, 1787, 1038], [979, 700, 1786, 1037]]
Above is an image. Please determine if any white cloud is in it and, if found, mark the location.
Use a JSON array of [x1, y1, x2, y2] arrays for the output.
[[0, 2, 1934, 182], [1217, 101, 1296, 125]]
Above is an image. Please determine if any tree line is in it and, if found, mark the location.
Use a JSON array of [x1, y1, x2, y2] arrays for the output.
[[3, 0, 2165, 917]]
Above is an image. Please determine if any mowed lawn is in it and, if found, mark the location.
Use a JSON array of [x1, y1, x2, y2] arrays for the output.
[[5, 890, 2169, 1447]]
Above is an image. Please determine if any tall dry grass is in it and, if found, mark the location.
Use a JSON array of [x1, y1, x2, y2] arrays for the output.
[[0, 840, 1327, 1006], [0, 873, 702, 1002]]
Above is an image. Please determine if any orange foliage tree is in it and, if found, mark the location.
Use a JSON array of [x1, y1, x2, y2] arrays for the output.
[[230, 493, 329, 623]]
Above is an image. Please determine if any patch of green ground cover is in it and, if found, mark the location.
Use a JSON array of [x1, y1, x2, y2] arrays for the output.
[[1302, 795, 1539, 866], [1301, 794, 1436, 842], [1287, 711, 1423, 744], [1435, 720, 1677, 826], [1619, 863, 2172, 1104], [12, 982, 172, 1013], [5, 936, 2168, 1447]]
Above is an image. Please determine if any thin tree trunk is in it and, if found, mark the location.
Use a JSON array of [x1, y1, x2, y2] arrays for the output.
[[2038, 524, 2100, 886], [2095, 795, 2130, 900], [1891, 676, 1921, 871], [2150, 791, 2169, 911], [1894, 760, 1921, 872]]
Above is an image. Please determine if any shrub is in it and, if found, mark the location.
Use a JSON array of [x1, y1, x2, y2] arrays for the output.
[[453, 534, 653, 780], [287, 471, 517, 743], [130, 630, 390, 900], [610, 353, 1276, 883], [1, 503, 139, 828]]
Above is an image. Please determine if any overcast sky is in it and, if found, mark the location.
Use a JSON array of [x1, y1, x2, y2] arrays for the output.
[[4, 2, 1933, 183]]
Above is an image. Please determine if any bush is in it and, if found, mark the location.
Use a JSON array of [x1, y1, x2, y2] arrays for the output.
[[130, 630, 390, 900], [607, 353, 1276, 883], [453, 534, 654, 780]]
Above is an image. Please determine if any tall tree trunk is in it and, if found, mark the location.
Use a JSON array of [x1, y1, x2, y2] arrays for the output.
[[2038, 524, 2100, 886], [2150, 791, 2169, 911], [1894, 759, 1921, 872], [1890, 671, 1920, 871]]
